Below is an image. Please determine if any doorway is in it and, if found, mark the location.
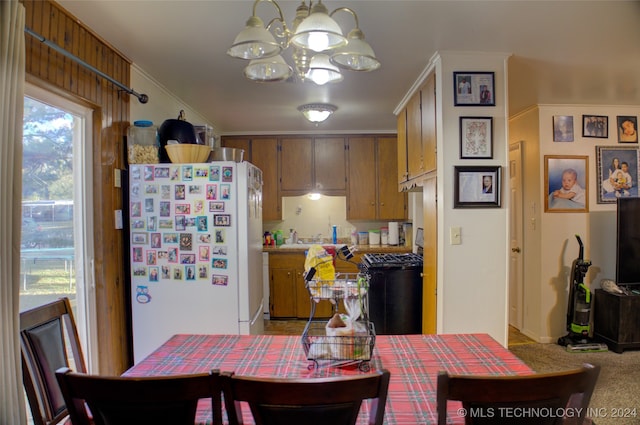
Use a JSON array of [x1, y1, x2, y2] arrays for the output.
[[19, 84, 98, 371], [508, 141, 524, 331]]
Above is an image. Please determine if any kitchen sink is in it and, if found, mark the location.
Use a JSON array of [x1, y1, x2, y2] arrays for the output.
[[278, 243, 347, 249]]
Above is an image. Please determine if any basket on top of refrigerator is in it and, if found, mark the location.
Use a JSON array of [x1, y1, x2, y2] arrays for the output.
[[301, 245, 375, 370]]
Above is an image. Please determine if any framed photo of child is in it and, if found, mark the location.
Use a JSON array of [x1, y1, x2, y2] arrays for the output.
[[596, 146, 640, 204], [616, 116, 638, 143], [544, 155, 589, 213]]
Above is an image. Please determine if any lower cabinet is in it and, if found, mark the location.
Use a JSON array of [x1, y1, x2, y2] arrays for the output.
[[269, 252, 333, 319]]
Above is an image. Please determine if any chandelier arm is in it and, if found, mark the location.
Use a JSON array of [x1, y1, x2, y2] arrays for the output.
[[253, 0, 293, 40], [329, 7, 359, 29]]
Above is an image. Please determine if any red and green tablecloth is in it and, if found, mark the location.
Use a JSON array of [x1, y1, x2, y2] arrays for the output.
[[124, 333, 532, 424]]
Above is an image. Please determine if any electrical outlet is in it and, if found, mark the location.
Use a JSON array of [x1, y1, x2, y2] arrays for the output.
[[450, 226, 461, 245]]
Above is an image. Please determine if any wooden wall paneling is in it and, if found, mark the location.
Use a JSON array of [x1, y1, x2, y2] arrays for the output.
[[23, 0, 132, 375]]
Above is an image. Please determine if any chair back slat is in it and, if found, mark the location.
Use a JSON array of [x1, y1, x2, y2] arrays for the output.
[[437, 363, 600, 425], [221, 369, 390, 425], [20, 297, 87, 425], [55, 367, 223, 425]]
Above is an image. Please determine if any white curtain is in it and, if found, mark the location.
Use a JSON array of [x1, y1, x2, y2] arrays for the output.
[[0, 0, 26, 423]]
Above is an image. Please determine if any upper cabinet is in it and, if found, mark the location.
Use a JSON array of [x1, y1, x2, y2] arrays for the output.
[[222, 136, 281, 220], [398, 72, 437, 191], [347, 136, 407, 220], [280, 137, 346, 196]]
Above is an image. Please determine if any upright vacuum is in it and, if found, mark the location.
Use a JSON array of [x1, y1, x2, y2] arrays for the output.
[[557, 235, 608, 352]]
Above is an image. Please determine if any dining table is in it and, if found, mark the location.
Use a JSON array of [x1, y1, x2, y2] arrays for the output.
[[123, 333, 533, 424]]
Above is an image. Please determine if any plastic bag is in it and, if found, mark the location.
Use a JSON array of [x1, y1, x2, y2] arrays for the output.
[[304, 244, 335, 282]]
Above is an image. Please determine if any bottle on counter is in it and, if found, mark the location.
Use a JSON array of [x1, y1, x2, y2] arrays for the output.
[[332, 225, 338, 244]]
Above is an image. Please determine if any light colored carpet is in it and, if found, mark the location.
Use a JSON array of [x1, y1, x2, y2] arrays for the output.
[[509, 343, 640, 425]]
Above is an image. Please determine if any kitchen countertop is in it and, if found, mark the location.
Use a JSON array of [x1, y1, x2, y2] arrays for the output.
[[263, 244, 412, 253]]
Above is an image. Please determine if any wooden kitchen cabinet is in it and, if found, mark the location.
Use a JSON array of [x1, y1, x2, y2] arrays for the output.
[[280, 137, 346, 196], [397, 109, 408, 184], [398, 72, 437, 190], [269, 252, 332, 319], [347, 136, 407, 220], [222, 136, 281, 220], [220, 137, 250, 156], [250, 138, 280, 221]]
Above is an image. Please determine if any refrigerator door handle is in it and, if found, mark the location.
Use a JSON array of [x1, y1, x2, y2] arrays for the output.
[[250, 298, 264, 326]]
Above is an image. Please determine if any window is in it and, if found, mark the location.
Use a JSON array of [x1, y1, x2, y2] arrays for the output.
[[20, 84, 97, 371]]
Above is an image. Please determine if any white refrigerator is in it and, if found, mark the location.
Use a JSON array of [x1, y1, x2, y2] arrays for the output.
[[128, 161, 264, 362]]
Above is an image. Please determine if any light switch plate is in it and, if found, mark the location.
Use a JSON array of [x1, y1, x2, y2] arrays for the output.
[[114, 168, 121, 188], [115, 209, 123, 229], [450, 226, 461, 245]]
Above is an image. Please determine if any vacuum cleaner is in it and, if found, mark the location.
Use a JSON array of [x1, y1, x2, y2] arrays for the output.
[[557, 235, 608, 352]]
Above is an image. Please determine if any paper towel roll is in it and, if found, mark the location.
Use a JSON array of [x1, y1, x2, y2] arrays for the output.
[[388, 222, 400, 246]]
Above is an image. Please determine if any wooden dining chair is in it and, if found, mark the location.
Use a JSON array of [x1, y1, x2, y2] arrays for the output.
[[55, 367, 223, 425], [437, 363, 600, 425], [220, 369, 390, 425], [20, 297, 87, 425]]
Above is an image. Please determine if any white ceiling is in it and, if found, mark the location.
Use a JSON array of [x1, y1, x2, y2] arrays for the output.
[[56, 0, 640, 135]]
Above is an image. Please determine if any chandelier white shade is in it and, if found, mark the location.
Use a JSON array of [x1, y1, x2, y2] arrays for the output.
[[290, 1, 346, 52], [298, 103, 337, 123], [331, 28, 381, 71], [227, 16, 282, 60], [244, 55, 292, 82], [227, 0, 380, 84], [306, 54, 343, 85]]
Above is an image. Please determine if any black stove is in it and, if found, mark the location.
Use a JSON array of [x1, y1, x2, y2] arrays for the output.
[[360, 253, 423, 270]]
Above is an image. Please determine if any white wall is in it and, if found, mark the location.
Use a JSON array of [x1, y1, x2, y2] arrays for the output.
[[263, 194, 415, 247], [434, 52, 511, 346], [130, 65, 217, 137], [511, 104, 639, 342]]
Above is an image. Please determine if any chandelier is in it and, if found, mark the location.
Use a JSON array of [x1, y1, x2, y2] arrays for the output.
[[227, 0, 381, 85]]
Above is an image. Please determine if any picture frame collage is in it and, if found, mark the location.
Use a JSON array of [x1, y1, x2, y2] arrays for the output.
[[548, 113, 640, 210], [453, 71, 500, 208]]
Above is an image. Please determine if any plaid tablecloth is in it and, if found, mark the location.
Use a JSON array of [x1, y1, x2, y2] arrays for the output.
[[124, 333, 532, 424]]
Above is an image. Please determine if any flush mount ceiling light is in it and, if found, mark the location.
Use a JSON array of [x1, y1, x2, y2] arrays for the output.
[[298, 103, 337, 124], [227, 0, 380, 85]]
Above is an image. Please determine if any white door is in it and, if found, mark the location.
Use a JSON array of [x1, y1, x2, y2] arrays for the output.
[[20, 84, 98, 371], [508, 142, 524, 329]]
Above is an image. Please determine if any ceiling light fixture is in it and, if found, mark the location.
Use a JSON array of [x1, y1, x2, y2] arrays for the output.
[[227, 0, 380, 84], [298, 103, 337, 124]]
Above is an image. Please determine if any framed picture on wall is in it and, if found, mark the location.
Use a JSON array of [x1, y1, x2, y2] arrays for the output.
[[453, 72, 495, 106], [459, 117, 493, 158], [553, 115, 574, 142], [453, 165, 501, 208], [596, 146, 640, 203], [544, 155, 588, 213], [616, 116, 638, 143], [582, 115, 608, 138]]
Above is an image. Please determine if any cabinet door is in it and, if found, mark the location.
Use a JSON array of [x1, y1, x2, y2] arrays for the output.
[[421, 73, 437, 173], [221, 137, 251, 157], [406, 92, 423, 180], [397, 109, 408, 184], [314, 137, 346, 193], [270, 268, 297, 318], [347, 137, 376, 220], [251, 138, 280, 221], [280, 137, 313, 194], [377, 136, 407, 220]]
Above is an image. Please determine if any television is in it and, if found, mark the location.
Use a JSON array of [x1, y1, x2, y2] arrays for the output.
[[615, 197, 640, 287]]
